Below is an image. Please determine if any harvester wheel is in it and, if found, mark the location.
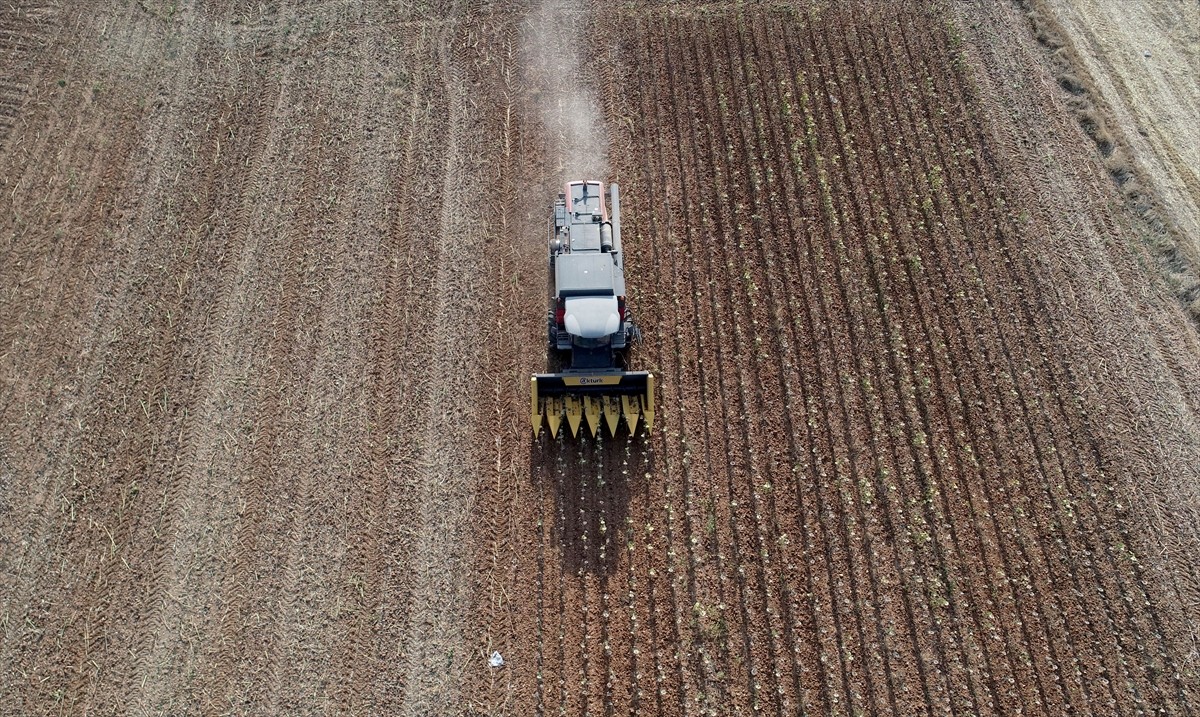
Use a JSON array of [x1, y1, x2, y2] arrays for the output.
[[627, 321, 642, 344]]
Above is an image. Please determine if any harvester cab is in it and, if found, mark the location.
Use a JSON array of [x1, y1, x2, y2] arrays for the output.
[[531, 181, 655, 439]]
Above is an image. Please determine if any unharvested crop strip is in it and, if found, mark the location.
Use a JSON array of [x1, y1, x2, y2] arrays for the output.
[[902, 12, 1195, 709], [645, 15, 735, 715], [752, 11, 931, 716], [625, 15, 697, 714], [816, 5, 1080, 714], [827, 11, 1068, 715], [820, 9, 1071, 715], [572, 447, 593, 714], [843, 48, 1033, 717], [682, 19, 791, 714], [590, 442, 631, 711], [867, 5, 1150, 712], [892, 25, 1142, 709], [722, 18, 837, 712], [821, 14, 1010, 709], [618, 441, 655, 714], [593, 442, 632, 712], [775, 29, 914, 717], [665, 14, 742, 712], [782, 12, 979, 717], [794, 58, 888, 717], [685, 15, 813, 712], [745, 10, 951, 715], [579, 443, 607, 715], [760, 13, 925, 715], [658, 17, 747, 712], [799, 16, 994, 715], [534, 463, 549, 715], [890, 8, 1188, 711], [599, 27, 671, 716], [841, 11, 1090, 714], [711, 15, 873, 715]]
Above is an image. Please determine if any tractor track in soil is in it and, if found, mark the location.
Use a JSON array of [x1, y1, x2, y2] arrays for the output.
[[339, 22, 441, 715], [0, 1, 61, 149], [3, 1, 1200, 715]]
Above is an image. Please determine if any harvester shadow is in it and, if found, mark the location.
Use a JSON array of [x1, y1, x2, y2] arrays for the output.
[[529, 433, 655, 577]]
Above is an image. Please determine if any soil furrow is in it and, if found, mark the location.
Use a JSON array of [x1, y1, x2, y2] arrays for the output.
[[801, 21, 994, 716], [905, 11, 1198, 709], [829, 10, 1066, 715], [883, 8, 1171, 714], [844, 14, 1089, 714]]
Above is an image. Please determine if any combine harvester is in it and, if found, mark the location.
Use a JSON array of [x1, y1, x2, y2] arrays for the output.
[[531, 181, 654, 438]]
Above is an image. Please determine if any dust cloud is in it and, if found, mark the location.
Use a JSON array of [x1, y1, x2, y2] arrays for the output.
[[522, 0, 609, 181]]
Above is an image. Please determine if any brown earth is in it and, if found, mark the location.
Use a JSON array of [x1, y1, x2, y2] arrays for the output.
[[2, 1, 1199, 716]]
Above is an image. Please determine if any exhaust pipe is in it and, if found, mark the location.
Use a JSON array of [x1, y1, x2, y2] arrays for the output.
[[609, 182, 621, 254]]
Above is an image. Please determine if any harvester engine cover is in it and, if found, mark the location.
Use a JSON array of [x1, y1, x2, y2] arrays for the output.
[[531, 181, 654, 438]]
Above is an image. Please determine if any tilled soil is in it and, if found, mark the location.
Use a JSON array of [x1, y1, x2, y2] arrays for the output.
[[2, 1, 1199, 716]]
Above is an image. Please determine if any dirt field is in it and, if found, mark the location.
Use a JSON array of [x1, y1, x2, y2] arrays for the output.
[[2, 1, 1199, 715]]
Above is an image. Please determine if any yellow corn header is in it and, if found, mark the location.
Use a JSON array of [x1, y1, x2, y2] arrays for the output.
[[531, 371, 654, 438]]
